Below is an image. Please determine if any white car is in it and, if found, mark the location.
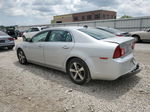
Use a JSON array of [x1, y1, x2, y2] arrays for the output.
[[129, 29, 150, 42], [16, 27, 140, 85], [23, 26, 49, 39]]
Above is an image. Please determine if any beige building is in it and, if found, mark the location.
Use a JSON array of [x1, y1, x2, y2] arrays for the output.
[[51, 10, 117, 23], [52, 14, 73, 23]]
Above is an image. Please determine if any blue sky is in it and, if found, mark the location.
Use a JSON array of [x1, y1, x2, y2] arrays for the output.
[[0, 0, 149, 26]]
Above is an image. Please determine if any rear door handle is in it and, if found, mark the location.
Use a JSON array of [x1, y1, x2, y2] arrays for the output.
[[62, 45, 69, 49]]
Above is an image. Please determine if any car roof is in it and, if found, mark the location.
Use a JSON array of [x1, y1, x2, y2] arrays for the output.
[[0, 31, 8, 36], [0, 31, 10, 37], [44, 26, 88, 31]]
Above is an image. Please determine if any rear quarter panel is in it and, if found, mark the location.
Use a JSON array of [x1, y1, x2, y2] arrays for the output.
[[65, 41, 117, 74]]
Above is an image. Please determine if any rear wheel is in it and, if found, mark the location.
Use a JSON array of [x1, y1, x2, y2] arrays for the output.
[[66, 58, 91, 85], [17, 49, 27, 64]]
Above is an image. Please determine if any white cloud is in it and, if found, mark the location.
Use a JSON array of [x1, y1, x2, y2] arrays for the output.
[[0, 0, 150, 25]]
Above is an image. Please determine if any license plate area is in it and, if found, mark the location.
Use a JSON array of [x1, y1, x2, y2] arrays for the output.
[[0, 40, 5, 43]]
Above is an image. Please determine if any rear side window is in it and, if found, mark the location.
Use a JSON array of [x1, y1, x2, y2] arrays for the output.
[[47, 30, 72, 42], [78, 28, 115, 40]]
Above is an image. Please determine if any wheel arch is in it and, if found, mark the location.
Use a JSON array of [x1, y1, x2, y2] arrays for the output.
[[132, 34, 141, 39], [65, 56, 85, 71], [17, 47, 23, 53]]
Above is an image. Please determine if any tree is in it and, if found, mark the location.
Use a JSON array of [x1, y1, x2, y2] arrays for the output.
[[121, 15, 132, 19]]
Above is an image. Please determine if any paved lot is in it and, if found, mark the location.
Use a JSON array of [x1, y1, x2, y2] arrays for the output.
[[0, 40, 150, 112]]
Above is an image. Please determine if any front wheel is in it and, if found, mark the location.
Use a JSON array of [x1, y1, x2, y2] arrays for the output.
[[17, 49, 27, 64], [66, 58, 91, 85]]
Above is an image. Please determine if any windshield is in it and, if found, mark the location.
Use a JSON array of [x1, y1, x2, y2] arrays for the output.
[[78, 28, 115, 40]]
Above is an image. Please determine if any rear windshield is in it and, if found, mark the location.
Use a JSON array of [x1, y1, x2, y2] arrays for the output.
[[78, 28, 115, 40]]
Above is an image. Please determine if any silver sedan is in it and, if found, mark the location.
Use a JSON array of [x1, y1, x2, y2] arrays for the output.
[[16, 27, 140, 85], [0, 31, 15, 49]]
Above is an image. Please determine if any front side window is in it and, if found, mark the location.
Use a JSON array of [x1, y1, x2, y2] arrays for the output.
[[47, 30, 72, 42], [32, 31, 49, 42], [78, 28, 115, 40]]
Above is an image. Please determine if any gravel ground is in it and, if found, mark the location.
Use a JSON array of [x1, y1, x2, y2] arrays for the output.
[[0, 39, 150, 112]]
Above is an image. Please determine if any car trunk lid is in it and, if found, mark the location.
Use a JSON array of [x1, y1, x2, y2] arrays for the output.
[[102, 37, 135, 57]]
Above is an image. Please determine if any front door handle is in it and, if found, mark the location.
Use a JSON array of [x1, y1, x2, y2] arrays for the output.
[[62, 45, 69, 49]]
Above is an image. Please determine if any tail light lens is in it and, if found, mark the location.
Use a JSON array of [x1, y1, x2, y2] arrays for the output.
[[116, 34, 123, 37], [8, 38, 14, 41], [113, 46, 125, 59]]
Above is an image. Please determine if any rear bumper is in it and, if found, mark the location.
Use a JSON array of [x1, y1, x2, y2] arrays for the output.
[[0, 42, 15, 47], [90, 53, 141, 80], [124, 63, 141, 76]]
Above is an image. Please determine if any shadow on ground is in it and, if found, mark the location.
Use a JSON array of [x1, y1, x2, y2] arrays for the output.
[[14, 61, 141, 101], [0, 47, 14, 52]]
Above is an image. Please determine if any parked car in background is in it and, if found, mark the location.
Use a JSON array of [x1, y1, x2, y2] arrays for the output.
[[16, 30, 26, 37], [0, 31, 15, 49], [16, 27, 140, 85], [5, 26, 18, 39], [129, 29, 150, 42], [22, 26, 49, 39], [97, 27, 130, 37]]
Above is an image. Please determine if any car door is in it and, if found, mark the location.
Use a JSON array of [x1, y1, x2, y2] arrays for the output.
[[44, 30, 74, 69], [27, 31, 49, 64]]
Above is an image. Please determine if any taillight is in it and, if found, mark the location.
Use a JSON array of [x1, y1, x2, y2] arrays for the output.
[[113, 46, 125, 59], [116, 35, 123, 37], [8, 38, 14, 41]]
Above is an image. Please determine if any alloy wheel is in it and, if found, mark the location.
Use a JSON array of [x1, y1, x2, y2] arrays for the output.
[[69, 62, 85, 82], [18, 50, 27, 64]]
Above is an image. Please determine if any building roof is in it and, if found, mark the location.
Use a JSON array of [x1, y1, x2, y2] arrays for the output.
[[54, 9, 116, 17]]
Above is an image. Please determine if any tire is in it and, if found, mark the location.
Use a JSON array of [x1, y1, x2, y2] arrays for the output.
[[17, 49, 28, 65], [66, 58, 91, 85], [132, 35, 141, 43], [8, 46, 14, 49]]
